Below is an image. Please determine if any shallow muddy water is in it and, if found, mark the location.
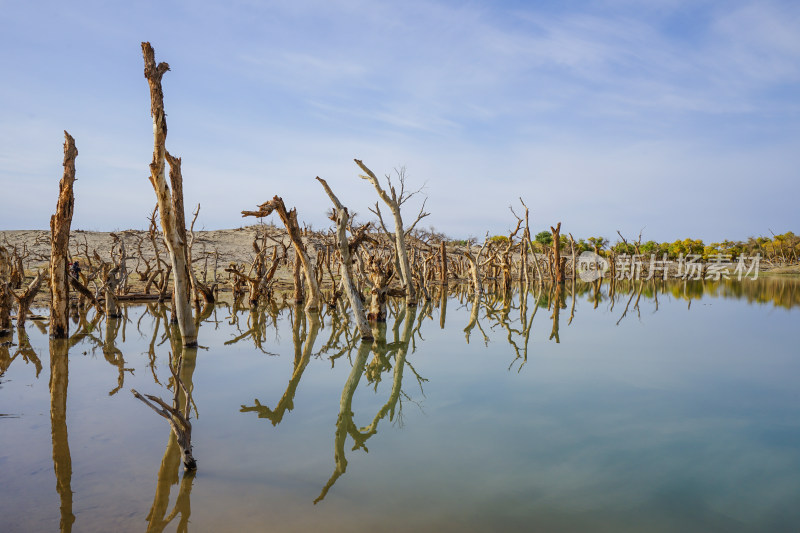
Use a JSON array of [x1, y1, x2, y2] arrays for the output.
[[1, 278, 799, 532]]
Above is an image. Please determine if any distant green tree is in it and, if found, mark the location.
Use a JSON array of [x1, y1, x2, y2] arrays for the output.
[[641, 240, 658, 254], [535, 231, 553, 247]]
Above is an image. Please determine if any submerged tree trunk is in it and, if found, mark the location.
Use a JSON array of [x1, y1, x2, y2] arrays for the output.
[[14, 270, 47, 328], [550, 222, 564, 284], [242, 196, 322, 312], [50, 132, 78, 338], [0, 247, 12, 336], [355, 159, 418, 306], [439, 240, 448, 287], [141, 42, 197, 346], [316, 177, 373, 339]]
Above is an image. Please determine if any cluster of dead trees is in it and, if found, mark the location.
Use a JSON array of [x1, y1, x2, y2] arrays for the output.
[[0, 40, 687, 351]]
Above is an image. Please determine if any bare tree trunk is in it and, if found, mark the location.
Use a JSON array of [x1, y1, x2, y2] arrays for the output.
[[365, 256, 395, 322], [49, 132, 78, 338], [103, 265, 121, 318], [142, 42, 197, 346], [316, 177, 373, 339], [242, 196, 322, 312], [550, 222, 564, 284], [439, 240, 448, 287], [355, 159, 418, 306], [0, 247, 12, 335], [292, 255, 304, 304], [13, 270, 47, 328]]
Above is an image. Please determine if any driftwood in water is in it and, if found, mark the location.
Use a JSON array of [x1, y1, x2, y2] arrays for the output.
[[12, 270, 48, 328], [142, 42, 197, 346], [316, 177, 373, 339], [131, 353, 197, 470], [49, 132, 78, 338]]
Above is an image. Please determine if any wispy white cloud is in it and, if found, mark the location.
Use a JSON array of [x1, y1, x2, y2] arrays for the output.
[[0, 0, 798, 241]]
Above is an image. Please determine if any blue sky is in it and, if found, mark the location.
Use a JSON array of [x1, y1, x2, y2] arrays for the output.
[[1, 0, 798, 242]]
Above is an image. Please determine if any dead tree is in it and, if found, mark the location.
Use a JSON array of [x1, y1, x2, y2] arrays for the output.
[[316, 177, 373, 339], [0, 247, 12, 335], [131, 353, 197, 471], [142, 42, 197, 346], [187, 204, 215, 305], [355, 160, 429, 307], [550, 222, 564, 284], [13, 269, 48, 328], [242, 196, 323, 312], [49, 131, 78, 338], [462, 234, 489, 295], [439, 240, 448, 286], [364, 255, 398, 322], [102, 264, 121, 318]]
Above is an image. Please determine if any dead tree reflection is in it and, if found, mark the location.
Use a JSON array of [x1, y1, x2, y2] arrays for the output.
[[49, 338, 75, 532], [224, 301, 283, 355], [144, 431, 195, 533], [549, 285, 566, 343], [132, 344, 198, 472], [315, 306, 422, 504], [140, 344, 199, 532], [240, 307, 321, 424]]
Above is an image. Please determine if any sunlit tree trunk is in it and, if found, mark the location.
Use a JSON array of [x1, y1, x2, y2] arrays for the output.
[[141, 42, 197, 346], [49, 132, 78, 338], [316, 177, 373, 339]]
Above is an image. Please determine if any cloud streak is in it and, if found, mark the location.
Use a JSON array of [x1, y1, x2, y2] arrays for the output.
[[0, 0, 797, 242]]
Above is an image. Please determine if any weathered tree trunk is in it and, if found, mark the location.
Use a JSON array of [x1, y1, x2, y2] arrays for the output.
[[103, 265, 121, 318], [292, 255, 304, 304], [142, 42, 197, 346], [439, 240, 448, 286], [13, 270, 47, 328], [569, 233, 577, 283], [242, 197, 322, 312], [365, 256, 396, 322], [0, 247, 12, 335], [49, 132, 78, 338], [355, 159, 418, 307], [550, 222, 564, 284], [132, 353, 197, 471], [316, 177, 373, 339]]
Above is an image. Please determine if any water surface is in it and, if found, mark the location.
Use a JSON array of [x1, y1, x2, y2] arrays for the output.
[[1, 278, 798, 532]]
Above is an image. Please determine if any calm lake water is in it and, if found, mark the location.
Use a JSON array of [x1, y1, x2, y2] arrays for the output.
[[1, 278, 799, 532]]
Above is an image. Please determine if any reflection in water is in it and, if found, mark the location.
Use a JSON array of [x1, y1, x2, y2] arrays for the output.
[[143, 339, 199, 531], [103, 317, 131, 395], [224, 301, 283, 354], [2, 276, 798, 531], [50, 338, 74, 533], [1, 326, 44, 380], [315, 305, 420, 504], [240, 306, 321, 424], [145, 432, 195, 533]]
